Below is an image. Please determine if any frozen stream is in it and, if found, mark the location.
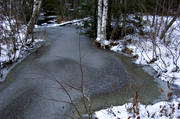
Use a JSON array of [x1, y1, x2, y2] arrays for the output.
[[0, 26, 176, 119]]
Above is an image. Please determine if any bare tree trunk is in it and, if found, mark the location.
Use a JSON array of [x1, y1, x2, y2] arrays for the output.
[[121, 0, 127, 37], [160, 16, 176, 40], [101, 0, 108, 46], [24, 0, 42, 45], [93, 0, 98, 38], [110, 16, 120, 40], [96, 0, 103, 42], [107, 0, 112, 40], [74, 0, 78, 9], [160, 4, 180, 40]]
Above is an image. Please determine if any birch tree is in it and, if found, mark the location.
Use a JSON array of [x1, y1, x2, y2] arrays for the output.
[[96, 0, 109, 47], [24, 0, 42, 45], [96, 0, 103, 42], [101, 0, 108, 45]]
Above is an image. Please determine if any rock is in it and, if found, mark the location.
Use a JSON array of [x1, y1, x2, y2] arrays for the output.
[[122, 47, 133, 54], [132, 54, 139, 59]]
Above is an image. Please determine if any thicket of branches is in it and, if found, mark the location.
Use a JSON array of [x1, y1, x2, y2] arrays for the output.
[[0, 0, 40, 73], [0, 0, 27, 64]]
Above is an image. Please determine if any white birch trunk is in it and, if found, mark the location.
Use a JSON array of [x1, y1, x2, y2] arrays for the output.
[[101, 0, 108, 46], [25, 0, 42, 44], [96, 0, 103, 42]]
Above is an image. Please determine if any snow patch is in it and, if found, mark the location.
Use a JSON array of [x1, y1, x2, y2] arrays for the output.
[[103, 40, 110, 46], [0, 19, 44, 82], [35, 17, 90, 28], [95, 99, 180, 119], [110, 16, 180, 87]]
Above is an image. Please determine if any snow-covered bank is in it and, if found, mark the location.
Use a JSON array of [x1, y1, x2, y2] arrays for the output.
[[95, 98, 180, 119], [94, 15, 180, 119], [35, 17, 90, 28], [110, 16, 180, 87], [0, 19, 44, 82], [0, 39, 44, 82]]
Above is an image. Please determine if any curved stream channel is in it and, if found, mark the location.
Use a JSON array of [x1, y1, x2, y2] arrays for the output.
[[0, 25, 177, 119]]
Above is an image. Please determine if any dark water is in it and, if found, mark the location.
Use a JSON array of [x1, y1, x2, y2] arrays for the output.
[[37, 14, 57, 25]]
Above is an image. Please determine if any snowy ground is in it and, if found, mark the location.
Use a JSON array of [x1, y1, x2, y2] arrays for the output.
[[110, 16, 180, 87], [95, 98, 180, 119], [0, 19, 44, 82], [35, 17, 90, 28]]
